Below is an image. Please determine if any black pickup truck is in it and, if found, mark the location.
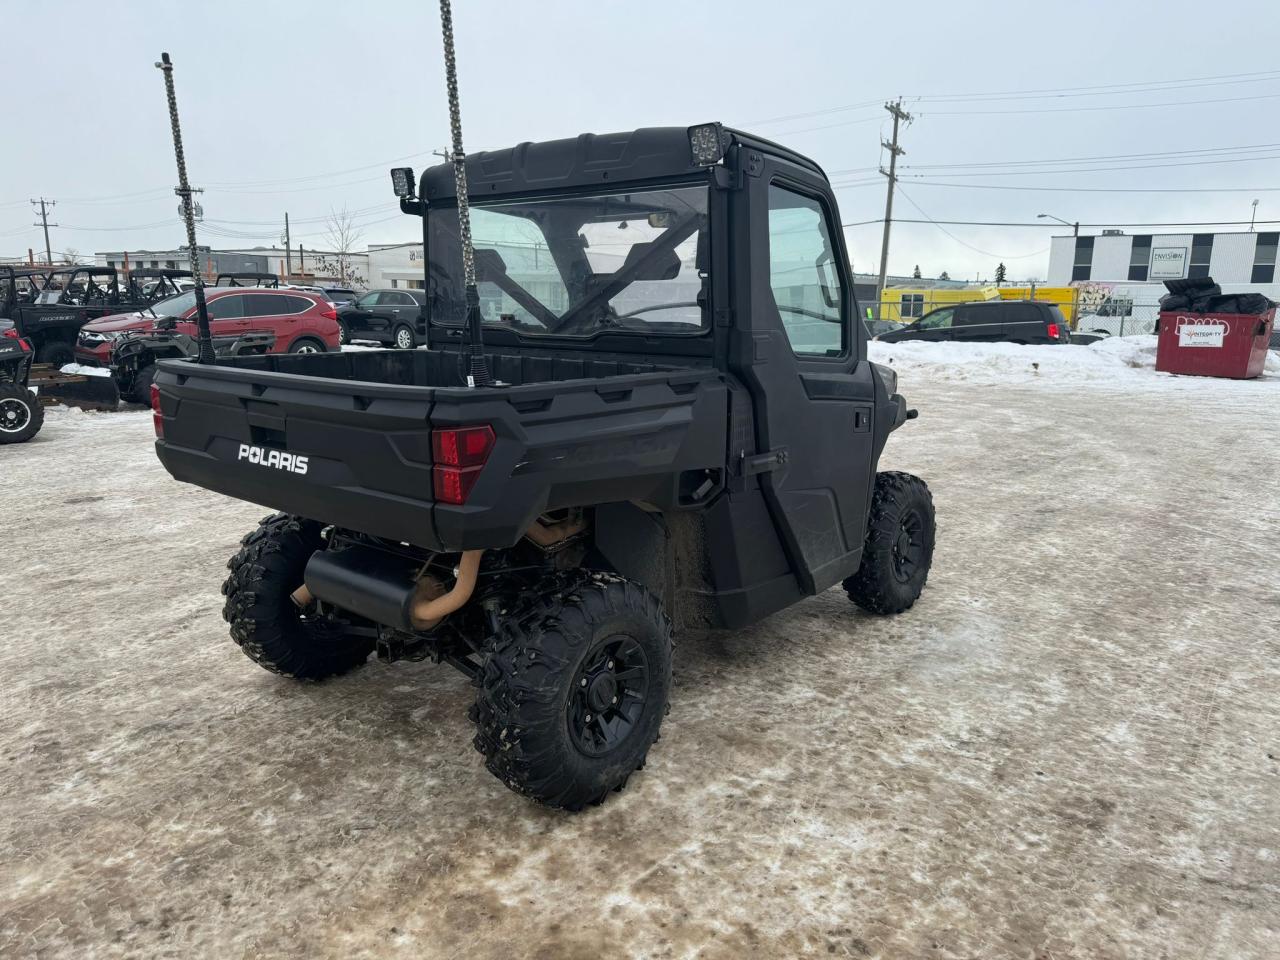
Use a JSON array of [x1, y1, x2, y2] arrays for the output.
[[153, 124, 936, 810]]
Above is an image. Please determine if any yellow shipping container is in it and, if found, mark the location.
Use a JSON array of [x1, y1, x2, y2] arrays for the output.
[[880, 286, 1000, 321]]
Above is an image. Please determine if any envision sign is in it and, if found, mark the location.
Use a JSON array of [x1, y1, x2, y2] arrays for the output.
[[1150, 246, 1188, 280]]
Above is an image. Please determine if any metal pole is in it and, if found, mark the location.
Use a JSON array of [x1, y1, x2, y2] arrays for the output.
[[876, 99, 911, 316], [31, 198, 56, 264], [439, 0, 491, 386], [155, 52, 214, 364], [1073, 221, 1079, 238], [284, 213, 292, 278]]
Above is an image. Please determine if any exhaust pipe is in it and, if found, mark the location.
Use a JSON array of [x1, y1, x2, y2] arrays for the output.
[[300, 545, 482, 631]]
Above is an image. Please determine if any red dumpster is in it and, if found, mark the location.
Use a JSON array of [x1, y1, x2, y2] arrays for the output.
[[1155, 308, 1275, 380]]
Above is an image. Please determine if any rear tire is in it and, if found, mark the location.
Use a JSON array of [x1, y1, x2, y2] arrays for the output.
[[393, 325, 415, 350], [0, 382, 43, 444], [221, 514, 373, 680], [289, 337, 325, 354], [37, 341, 73, 366], [336, 321, 348, 346], [471, 573, 672, 811], [843, 471, 935, 615]]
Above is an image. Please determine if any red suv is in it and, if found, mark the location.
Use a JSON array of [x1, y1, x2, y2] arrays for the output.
[[74, 287, 340, 367]]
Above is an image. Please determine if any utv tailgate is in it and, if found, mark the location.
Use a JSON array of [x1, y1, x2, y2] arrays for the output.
[[152, 356, 728, 551]]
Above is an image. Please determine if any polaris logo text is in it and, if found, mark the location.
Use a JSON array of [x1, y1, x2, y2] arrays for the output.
[[237, 444, 310, 475]]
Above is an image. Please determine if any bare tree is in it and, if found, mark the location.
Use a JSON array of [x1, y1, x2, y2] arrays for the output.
[[61, 247, 86, 265], [322, 206, 364, 284]]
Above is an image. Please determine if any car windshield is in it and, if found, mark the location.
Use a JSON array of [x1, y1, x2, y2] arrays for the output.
[[426, 183, 709, 338], [150, 290, 197, 319]]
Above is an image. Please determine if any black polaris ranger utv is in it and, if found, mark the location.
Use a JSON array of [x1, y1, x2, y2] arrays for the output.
[[1, 265, 149, 365], [153, 125, 935, 809]]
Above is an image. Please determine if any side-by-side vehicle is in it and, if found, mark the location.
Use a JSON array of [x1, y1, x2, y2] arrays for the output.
[[152, 125, 937, 810]]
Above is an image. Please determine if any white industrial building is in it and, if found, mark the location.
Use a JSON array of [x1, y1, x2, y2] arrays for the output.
[[94, 246, 369, 286], [367, 242, 426, 289], [1046, 229, 1279, 334]]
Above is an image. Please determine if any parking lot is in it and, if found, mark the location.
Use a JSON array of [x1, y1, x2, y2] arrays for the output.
[[2, 365, 1278, 960]]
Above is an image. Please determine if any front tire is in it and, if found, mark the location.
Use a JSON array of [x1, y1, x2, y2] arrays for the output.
[[471, 574, 672, 811], [393, 325, 415, 350], [843, 471, 935, 615], [129, 363, 156, 405], [0, 382, 43, 444], [221, 514, 373, 680], [37, 341, 73, 366]]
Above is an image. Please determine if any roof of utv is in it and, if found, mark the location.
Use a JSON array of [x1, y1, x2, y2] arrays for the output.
[[419, 125, 826, 200]]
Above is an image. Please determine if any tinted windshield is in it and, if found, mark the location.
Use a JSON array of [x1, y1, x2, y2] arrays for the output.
[[151, 291, 197, 318], [426, 183, 708, 338]]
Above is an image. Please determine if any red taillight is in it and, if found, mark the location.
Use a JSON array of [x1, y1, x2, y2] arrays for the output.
[[431, 425, 495, 504], [320, 305, 338, 322], [1047, 322, 1061, 339], [150, 381, 163, 438], [1, 329, 27, 352]]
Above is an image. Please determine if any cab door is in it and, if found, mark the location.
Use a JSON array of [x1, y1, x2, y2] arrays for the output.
[[730, 159, 881, 595]]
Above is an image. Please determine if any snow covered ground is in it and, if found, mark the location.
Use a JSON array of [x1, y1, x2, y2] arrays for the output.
[[2, 353, 1278, 959], [870, 334, 1280, 390]]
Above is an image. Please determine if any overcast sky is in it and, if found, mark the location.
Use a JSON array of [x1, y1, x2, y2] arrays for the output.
[[3, 0, 1277, 281]]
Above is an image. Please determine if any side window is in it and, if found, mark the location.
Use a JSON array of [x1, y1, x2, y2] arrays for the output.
[[766, 184, 844, 357], [356, 292, 379, 308], [207, 295, 245, 320], [953, 307, 980, 327], [244, 294, 281, 317], [391, 292, 416, 307], [918, 308, 954, 330]]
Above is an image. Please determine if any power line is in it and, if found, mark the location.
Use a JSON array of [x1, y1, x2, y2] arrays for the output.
[[902, 180, 1280, 194], [743, 69, 1280, 126], [903, 142, 1280, 169], [919, 91, 1280, 116], [894, 187, 1048, 260], [843, 218, 1280, 228], [901, 152, 1280, 178]]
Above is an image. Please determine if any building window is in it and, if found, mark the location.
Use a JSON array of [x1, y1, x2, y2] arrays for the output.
[[1252, 232, 1278, 284], [1071, 236, 1094, 282], [899, 293, 924, 318], [1188, 234, 1213, 279], [1128, 235, 1151, 282]]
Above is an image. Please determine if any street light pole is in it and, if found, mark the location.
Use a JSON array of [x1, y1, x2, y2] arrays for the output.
[[1038, 212, 1078, 237]]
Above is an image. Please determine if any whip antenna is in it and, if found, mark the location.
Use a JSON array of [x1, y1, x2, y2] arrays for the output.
[[439, 0, 492, 387], [155, 52, 214, 364]]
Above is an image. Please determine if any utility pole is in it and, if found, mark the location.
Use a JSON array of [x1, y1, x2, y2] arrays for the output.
[[30, 198, 56, 264], [1250, 199, 1259, 232], [876, 99, 912, 315], [284, 213, 292, 278]]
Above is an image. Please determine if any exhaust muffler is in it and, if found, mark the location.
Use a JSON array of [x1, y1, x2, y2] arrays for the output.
[[300, 545, 481, 631]]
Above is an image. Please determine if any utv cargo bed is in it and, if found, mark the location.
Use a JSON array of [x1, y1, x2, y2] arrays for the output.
[[154, 349, 728, 552]]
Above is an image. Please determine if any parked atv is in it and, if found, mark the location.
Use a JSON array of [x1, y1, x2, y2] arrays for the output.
[[152, 125, 936, 810], [0, 319, 43, 444], [112, 325, 276, 403]]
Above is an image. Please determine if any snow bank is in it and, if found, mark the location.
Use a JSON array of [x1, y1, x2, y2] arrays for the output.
[[868, 336, 1280, 390], [59, 363, 112, 377]]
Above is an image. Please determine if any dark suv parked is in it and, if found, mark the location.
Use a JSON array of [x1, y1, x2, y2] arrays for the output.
[[877, 300, 1069, 345], [337, 289, 425, 347]]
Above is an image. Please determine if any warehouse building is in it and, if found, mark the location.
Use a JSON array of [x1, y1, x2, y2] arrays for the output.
[[1045, 230, 1279, 334]]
